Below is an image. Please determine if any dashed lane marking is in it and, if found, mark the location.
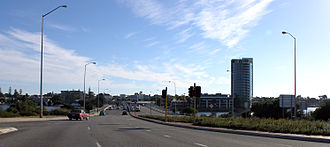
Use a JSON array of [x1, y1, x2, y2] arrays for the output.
[[194, 143, 208, 147], [88, 126, 91, 130], [163, 135, 171, 138], [96, 142, 101, 147]]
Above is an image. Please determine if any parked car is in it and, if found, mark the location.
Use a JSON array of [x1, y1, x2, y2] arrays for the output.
[[67, 109, 89, 120], [122, 110, 128, 115]]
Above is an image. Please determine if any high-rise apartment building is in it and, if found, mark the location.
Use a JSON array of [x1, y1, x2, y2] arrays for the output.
[[231, 58, 253, 112]]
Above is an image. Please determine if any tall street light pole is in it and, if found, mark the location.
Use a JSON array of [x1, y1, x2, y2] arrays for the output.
[[227, 70, 234, 117], [83, 62, 96, 111], [40, 5, 67, 118], [97, 78, 106, 112], [282, 31, 297, 120], [168, 81, 176, 114]]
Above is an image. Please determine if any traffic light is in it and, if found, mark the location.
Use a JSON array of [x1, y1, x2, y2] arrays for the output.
[[188, 86, 193, 97], [162, 89, 167, 99], [195, 86, 201, 97]]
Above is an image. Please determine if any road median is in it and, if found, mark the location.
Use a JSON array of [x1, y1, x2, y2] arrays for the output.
[[129, 113, 330, 143]]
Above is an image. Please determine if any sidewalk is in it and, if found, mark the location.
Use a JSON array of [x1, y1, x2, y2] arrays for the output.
[[0, 110, 102, 124], [129, 112, 330, 143], [0, 116, 67, 123]]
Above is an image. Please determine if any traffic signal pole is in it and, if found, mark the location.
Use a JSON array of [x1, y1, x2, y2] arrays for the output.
[[194, 95, 196, 119], [165, 87, 168, 122], [193, 83, 196, 119]]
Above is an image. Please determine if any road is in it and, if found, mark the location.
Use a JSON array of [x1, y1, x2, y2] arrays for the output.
[[0, 110, 328, 147]]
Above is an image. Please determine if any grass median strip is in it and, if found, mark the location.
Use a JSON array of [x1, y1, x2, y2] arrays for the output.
[[139, 115, 330, 136]]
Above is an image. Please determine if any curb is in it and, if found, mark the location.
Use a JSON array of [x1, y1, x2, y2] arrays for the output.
[[0, 127, 18, 135], [129, 113, 330, 143]]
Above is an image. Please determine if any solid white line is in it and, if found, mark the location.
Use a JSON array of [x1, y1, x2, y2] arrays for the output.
[[194, 143, 208, 147], [163, 135, 171, 138], [96, 142, 101, 147]]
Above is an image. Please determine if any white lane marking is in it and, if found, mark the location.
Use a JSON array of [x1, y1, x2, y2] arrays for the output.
[[163, 135, 171, 138], [96, 142, 101, 147], [146, 130, 151, 132], [0, 127, 18, 134], [194, 143, 208, 147], [88, 126, 90, 130]]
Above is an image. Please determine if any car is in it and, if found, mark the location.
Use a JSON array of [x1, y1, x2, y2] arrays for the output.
[[67, 109, 89, 120], [122, 110, 128, 115], [99, 110, 106, 116]]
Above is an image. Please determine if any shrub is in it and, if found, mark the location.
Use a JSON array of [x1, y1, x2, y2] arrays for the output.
[[0, 110, 19, 117], [7, 100, 38, 116], [140, 115, 330, 136], [312, 100, 330, 121], [49, 109, 70, 115], [181, 107, 197, 115]]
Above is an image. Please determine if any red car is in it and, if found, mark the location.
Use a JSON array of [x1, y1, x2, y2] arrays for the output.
[[67, 109, 89, 120]]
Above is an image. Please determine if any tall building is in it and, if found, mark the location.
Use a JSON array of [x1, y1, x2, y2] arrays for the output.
[[231, 58, 253, 112]]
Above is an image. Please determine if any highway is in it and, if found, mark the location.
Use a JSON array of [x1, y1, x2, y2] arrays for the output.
[[0, 109, 328, 147]]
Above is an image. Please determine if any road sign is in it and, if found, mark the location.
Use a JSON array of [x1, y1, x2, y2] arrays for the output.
[[300, 101, 307, 110], [209, 104, 214, 109], [279, 95, 295, 108]]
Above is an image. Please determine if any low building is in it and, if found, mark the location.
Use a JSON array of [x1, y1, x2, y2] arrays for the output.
[[198, 93, 232, 112]]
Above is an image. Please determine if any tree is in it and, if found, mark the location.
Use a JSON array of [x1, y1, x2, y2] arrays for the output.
[[13, 89, 19, 98], [312, 100, 330, 121], [8, 87, 12, 97], [181, 107, 197, 115], [251, 99, 289, 119], [52, 94, 62, 105], [0, 88, 3, 97], [19, 89, 23, 95]]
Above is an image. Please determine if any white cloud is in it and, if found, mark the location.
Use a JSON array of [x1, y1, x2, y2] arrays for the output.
[[124, 32, 137, 39], [121, 0, 274, 47], [0, 28, 90, 86], [145, 41, 159, 47], [49, 24, 77, 32], [175, 27, 194, 43], [0, 28, 231, 95]]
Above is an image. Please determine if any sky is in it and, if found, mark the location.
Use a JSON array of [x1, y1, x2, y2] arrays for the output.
[[0, 0, 329, 98]]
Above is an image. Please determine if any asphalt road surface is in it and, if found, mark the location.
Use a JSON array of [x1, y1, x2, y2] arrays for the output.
[[0, 110, 328, 147]]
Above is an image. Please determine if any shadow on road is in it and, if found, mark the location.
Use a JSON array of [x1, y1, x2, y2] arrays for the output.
[[117, 127, 150, 131], [97, 123, 122, 126]]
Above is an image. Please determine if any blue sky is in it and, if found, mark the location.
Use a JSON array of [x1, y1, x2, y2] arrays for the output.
[[0, 0, 329, 98]]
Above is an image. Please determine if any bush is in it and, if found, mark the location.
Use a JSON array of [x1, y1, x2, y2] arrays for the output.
[[140, 115, 330, 136], [0, 110, 19, 117], [49, 109, 70, 115], [60, 104, 75, 110], [7, 100, 38, 116], [312, 100, 330, 121], [181, 107, 198, 115]]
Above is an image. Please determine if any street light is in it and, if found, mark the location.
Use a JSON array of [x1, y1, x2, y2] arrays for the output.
[[282, 31, 297, 120], [97, 78, 106, 112], [83, 62, 96, 111], [168, 81, 177, 114], [227, 70, 234, 117], [39, 5, 67, 118]]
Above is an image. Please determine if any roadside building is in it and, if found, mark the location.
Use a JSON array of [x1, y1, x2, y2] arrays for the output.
[[198, 93, 232, 112]]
